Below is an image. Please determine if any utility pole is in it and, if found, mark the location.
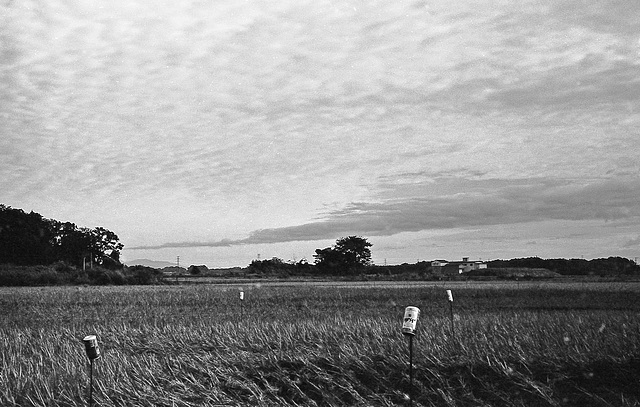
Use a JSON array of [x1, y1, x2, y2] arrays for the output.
[[175, 256, 180, 284]]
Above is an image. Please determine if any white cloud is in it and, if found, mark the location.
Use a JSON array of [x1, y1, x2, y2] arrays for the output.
[[2, 0, 640, 265], [623, 236, 640, 248]]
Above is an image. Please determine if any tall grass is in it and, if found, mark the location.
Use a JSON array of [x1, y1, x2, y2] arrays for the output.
[[1, 284, 639, 406]]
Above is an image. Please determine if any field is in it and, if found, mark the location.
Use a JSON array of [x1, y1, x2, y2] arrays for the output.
[[1, 281, 640, 406]]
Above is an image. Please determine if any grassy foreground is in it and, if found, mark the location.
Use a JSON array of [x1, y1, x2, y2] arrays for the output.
[[1, 283, 639, 406]]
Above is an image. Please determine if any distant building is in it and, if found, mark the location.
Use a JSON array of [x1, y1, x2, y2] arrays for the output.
[[162, 266, 187, 275], [431, 257, 487, 275], [431, 260, 448, 268]]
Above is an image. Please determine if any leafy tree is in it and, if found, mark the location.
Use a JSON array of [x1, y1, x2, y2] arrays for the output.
[[0, 205, 57, 265], [89, 226, 124, 267], [314, 236, 372, 274], [53, 222, 90, 265], [335, 236, 372, 267]]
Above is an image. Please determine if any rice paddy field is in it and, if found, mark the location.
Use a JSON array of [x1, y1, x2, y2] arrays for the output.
[[1, 281, 640, 406]]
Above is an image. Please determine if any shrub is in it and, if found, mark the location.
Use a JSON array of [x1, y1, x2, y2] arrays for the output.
[[86, 267, 126, 285], [124, 265, 164, 285], [0, 266, 26, 286], [0, 265, 67, 286], [52, 261, 74, 273], [33, 266, 63, 285]]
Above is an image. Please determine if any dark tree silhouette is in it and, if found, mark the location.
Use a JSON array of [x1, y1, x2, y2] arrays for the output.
[[0, 204, 123, 268], [314, 236, 372, 274]]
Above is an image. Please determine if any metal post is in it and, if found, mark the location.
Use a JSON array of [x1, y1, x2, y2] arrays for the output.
[[240, 291, 244, 319], [446, 290, 455, 340], [89, 358, 94, 407], [409, 335, 413, 407], [449, 301, 455, 339], [83, 335, 100, 407], [402, 306, 419, 406]]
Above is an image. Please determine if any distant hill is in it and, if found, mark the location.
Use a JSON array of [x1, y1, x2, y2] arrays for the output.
[[126, 259, 176, 269]]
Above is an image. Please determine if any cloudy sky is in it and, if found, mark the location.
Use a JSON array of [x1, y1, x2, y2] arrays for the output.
[[2, 0, 640, 268]]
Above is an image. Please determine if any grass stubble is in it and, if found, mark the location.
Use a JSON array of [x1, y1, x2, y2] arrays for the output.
[[1, 283, 639, 406]]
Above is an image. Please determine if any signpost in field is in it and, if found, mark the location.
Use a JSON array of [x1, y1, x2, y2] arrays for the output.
[[83, 335, 101, 407], [447, 289, 455, 339], [402, 306, 420, 406]]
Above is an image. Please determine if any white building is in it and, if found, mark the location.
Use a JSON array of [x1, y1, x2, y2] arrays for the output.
[[431, 257, 488, 274]]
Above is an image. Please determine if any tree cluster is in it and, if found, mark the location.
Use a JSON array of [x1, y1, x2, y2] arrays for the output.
[[0, 204, 123, 268], [314, 236, 372, 274], [245, 236, 374, 276]]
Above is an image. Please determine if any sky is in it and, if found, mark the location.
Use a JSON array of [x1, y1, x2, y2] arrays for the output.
[[2, 0, 640, 268]]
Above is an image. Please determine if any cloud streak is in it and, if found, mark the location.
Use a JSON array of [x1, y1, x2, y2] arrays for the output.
[[130, 177, 640, 249]]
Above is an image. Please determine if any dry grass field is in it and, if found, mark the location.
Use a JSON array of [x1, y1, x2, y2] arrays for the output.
[[1, 281, 639, 406]]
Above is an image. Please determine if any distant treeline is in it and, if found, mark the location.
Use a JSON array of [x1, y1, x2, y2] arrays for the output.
[[0, 204, 123, 268], [487, 257, 639, 276], [248, 257, 313, 276], [246, 257, 639, 278]]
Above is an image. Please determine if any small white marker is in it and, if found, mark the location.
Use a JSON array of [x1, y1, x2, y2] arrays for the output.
[[447, 289, 453, 302], [240, 291, 244, 301]]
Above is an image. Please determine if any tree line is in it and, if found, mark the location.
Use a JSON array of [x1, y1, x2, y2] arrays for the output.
[[487, 257, 639, 276], [0, 204, 123, 268]]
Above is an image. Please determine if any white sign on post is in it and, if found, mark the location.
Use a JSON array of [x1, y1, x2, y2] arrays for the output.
[[83, 335, 101, 360], [402, 306, 420, 336]]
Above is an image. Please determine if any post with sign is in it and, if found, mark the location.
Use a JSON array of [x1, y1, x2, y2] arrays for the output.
[[402, 306, 420, 406], [446, 290, 455, 339], [240, 290, 245, 319], [82, 335, 101, 407]]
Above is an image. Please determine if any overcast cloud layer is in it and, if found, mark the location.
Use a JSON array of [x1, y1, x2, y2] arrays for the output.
[[2, 0, 640, 267]]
